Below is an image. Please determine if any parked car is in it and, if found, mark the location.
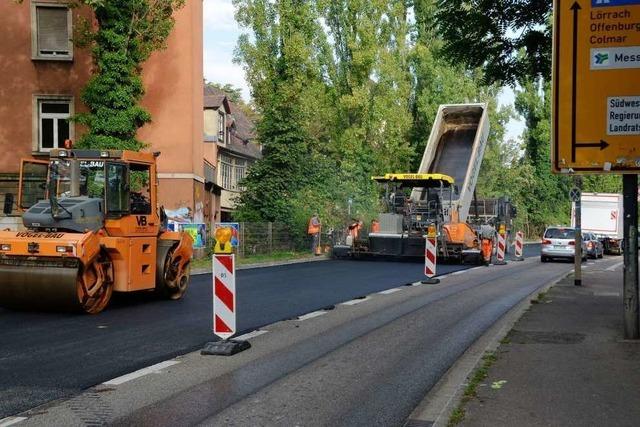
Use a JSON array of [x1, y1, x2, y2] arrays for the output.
[[541, 226, 587, 262], [583, 232, 604, 259]]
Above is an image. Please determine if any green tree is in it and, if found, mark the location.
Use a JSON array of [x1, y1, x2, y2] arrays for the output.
[[74, 0, 185, 150], [233, 0, 323, 228], [434, 0, 552, 85]]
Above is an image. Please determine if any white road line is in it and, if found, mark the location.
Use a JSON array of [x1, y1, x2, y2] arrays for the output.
[[341, 296, 371, 306], [0, 417, 27, 427], [235, 330, 269, 340], [451, 270, 468, 276], [378, 288, 402, 295], [606, 261, 624, 272], [103, 360, 180, 386], [296, 310, 327, 321]]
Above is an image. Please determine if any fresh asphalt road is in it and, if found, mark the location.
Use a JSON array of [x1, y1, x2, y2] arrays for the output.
[[0, 245, 540, 419]]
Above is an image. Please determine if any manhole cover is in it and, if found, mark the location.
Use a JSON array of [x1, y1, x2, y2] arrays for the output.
[[508, 330, 585, 344]]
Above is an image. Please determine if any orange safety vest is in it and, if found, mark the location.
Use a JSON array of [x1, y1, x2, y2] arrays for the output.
[[308, 217, 321, 234]]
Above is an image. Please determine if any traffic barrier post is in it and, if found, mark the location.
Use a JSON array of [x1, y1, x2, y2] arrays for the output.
[[514, 231, 524, 261], [495, 225, 507, 265], [202, 253, 251, 356], [422, 224, 440, 284]]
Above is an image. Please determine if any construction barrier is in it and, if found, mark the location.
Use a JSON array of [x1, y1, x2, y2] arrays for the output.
[[514, 231, 524, 261], [495, 228, 507, 265], [213, 254, 236, 340], [422, 225, 440, 284]]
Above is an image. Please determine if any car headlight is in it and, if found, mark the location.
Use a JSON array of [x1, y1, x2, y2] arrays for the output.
[[0, 244, 10, 251], [56, 245, 74, 253]]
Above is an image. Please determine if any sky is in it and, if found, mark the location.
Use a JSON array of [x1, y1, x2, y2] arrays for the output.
[[203, 0, 525, 143]]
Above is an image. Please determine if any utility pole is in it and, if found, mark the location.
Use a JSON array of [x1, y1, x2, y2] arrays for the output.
[[623, 175, 639, 340]]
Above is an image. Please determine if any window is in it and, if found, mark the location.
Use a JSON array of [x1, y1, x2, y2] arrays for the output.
[[218, 111, 225, 143], [235, 159, 246, 191], [36, 98, 72, 152], [220, 154, 233, 189], [129, 163, 152, 215], [31, 3, 72, 60], [105, 163, 129, 217]]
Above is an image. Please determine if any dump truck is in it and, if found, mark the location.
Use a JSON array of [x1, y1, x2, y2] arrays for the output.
[[572, 193, 623, 255], [0, 148, 193, 313], [334, 103, 510, 263]]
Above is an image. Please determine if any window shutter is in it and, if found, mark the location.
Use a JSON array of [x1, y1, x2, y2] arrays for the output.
[[37, 7, 69, 55]]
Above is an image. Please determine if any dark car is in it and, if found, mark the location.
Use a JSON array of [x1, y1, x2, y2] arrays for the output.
[[583, 232, 604, 259]]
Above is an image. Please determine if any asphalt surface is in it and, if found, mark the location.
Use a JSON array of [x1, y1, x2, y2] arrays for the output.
[[0, 244, 540, 419]]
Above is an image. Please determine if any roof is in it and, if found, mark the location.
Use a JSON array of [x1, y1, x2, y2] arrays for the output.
[[203, 85, 231, 113], [371, 173, 455, 187], [221, 134, 262, 159]]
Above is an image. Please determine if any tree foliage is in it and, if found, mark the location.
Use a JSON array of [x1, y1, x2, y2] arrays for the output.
[[435, 0, 552, 86], [233, 0, 503, 234], [74, 0, 185, 150]]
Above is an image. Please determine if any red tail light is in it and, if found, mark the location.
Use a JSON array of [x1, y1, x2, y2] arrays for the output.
[[542, 239, 552, 245], [568, 241, 575, 246]]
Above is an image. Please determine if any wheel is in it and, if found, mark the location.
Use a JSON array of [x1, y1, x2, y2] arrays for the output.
[[598, 251, 604, 259], [541, 256, 548, 263], [157, 245, 190, 300], [77, 252, 113, 314]]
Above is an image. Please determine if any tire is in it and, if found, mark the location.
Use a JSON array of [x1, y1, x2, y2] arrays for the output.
[[541, 256, 548, 263]]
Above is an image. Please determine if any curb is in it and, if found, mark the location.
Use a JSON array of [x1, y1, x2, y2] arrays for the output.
[[404, 268, 571, 427], [190, 254, 330, 276]]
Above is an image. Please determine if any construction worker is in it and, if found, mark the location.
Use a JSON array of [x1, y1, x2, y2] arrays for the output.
[[308, 213, 321, 255], [348, 218, 362, 240], [370, 219, 380, 233]]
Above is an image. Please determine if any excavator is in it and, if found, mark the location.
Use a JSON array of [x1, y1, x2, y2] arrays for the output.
[[0, 148, 193, 314]]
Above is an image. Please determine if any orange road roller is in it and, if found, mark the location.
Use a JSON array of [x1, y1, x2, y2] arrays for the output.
[[0, 149, 193, 313]]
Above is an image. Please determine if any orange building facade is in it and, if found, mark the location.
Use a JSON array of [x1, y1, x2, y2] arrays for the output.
[[0, 1, 213, 231]]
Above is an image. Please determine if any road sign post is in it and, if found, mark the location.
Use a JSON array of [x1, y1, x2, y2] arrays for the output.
[[623, 175, 639, 339], [553, 0, 640, 173]]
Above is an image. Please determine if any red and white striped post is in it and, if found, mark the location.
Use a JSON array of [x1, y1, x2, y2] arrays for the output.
[[202, 248, 250, 356], [514, 231, 524, 261], [422, 224, 440, 284], [213, 254, 236, 339], [495, 225, 507, 265]]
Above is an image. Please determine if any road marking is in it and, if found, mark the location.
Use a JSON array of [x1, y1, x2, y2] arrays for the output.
[[0, 417, 27, 427], [235, 330, 269, 340], [606, 261, 624, 271], [341, 296, 371, 306], [103, 360, 180, 386], [378, 288, 402, 295], [594, 292, 620, 297], [296, 310, 327, 321], [451, 270, 468, 276]]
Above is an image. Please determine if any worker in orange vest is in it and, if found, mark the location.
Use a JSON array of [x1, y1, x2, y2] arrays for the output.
[[308, 213, 321, 255], [370, 219, 380, 233], [348, 218, 362, 240]]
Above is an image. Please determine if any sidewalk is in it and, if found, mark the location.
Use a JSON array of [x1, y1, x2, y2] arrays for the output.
[[459, 261, 640, 426]]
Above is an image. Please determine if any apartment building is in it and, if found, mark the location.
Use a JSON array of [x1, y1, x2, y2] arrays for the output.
[[0, 1, 205, 229]]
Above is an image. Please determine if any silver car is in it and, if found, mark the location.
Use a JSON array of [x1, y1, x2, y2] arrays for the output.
[[541, 226, 587, 262]]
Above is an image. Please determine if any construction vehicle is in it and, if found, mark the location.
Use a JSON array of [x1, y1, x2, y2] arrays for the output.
[[333, 103, 514, 263], [0, 148, 193, 313]]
